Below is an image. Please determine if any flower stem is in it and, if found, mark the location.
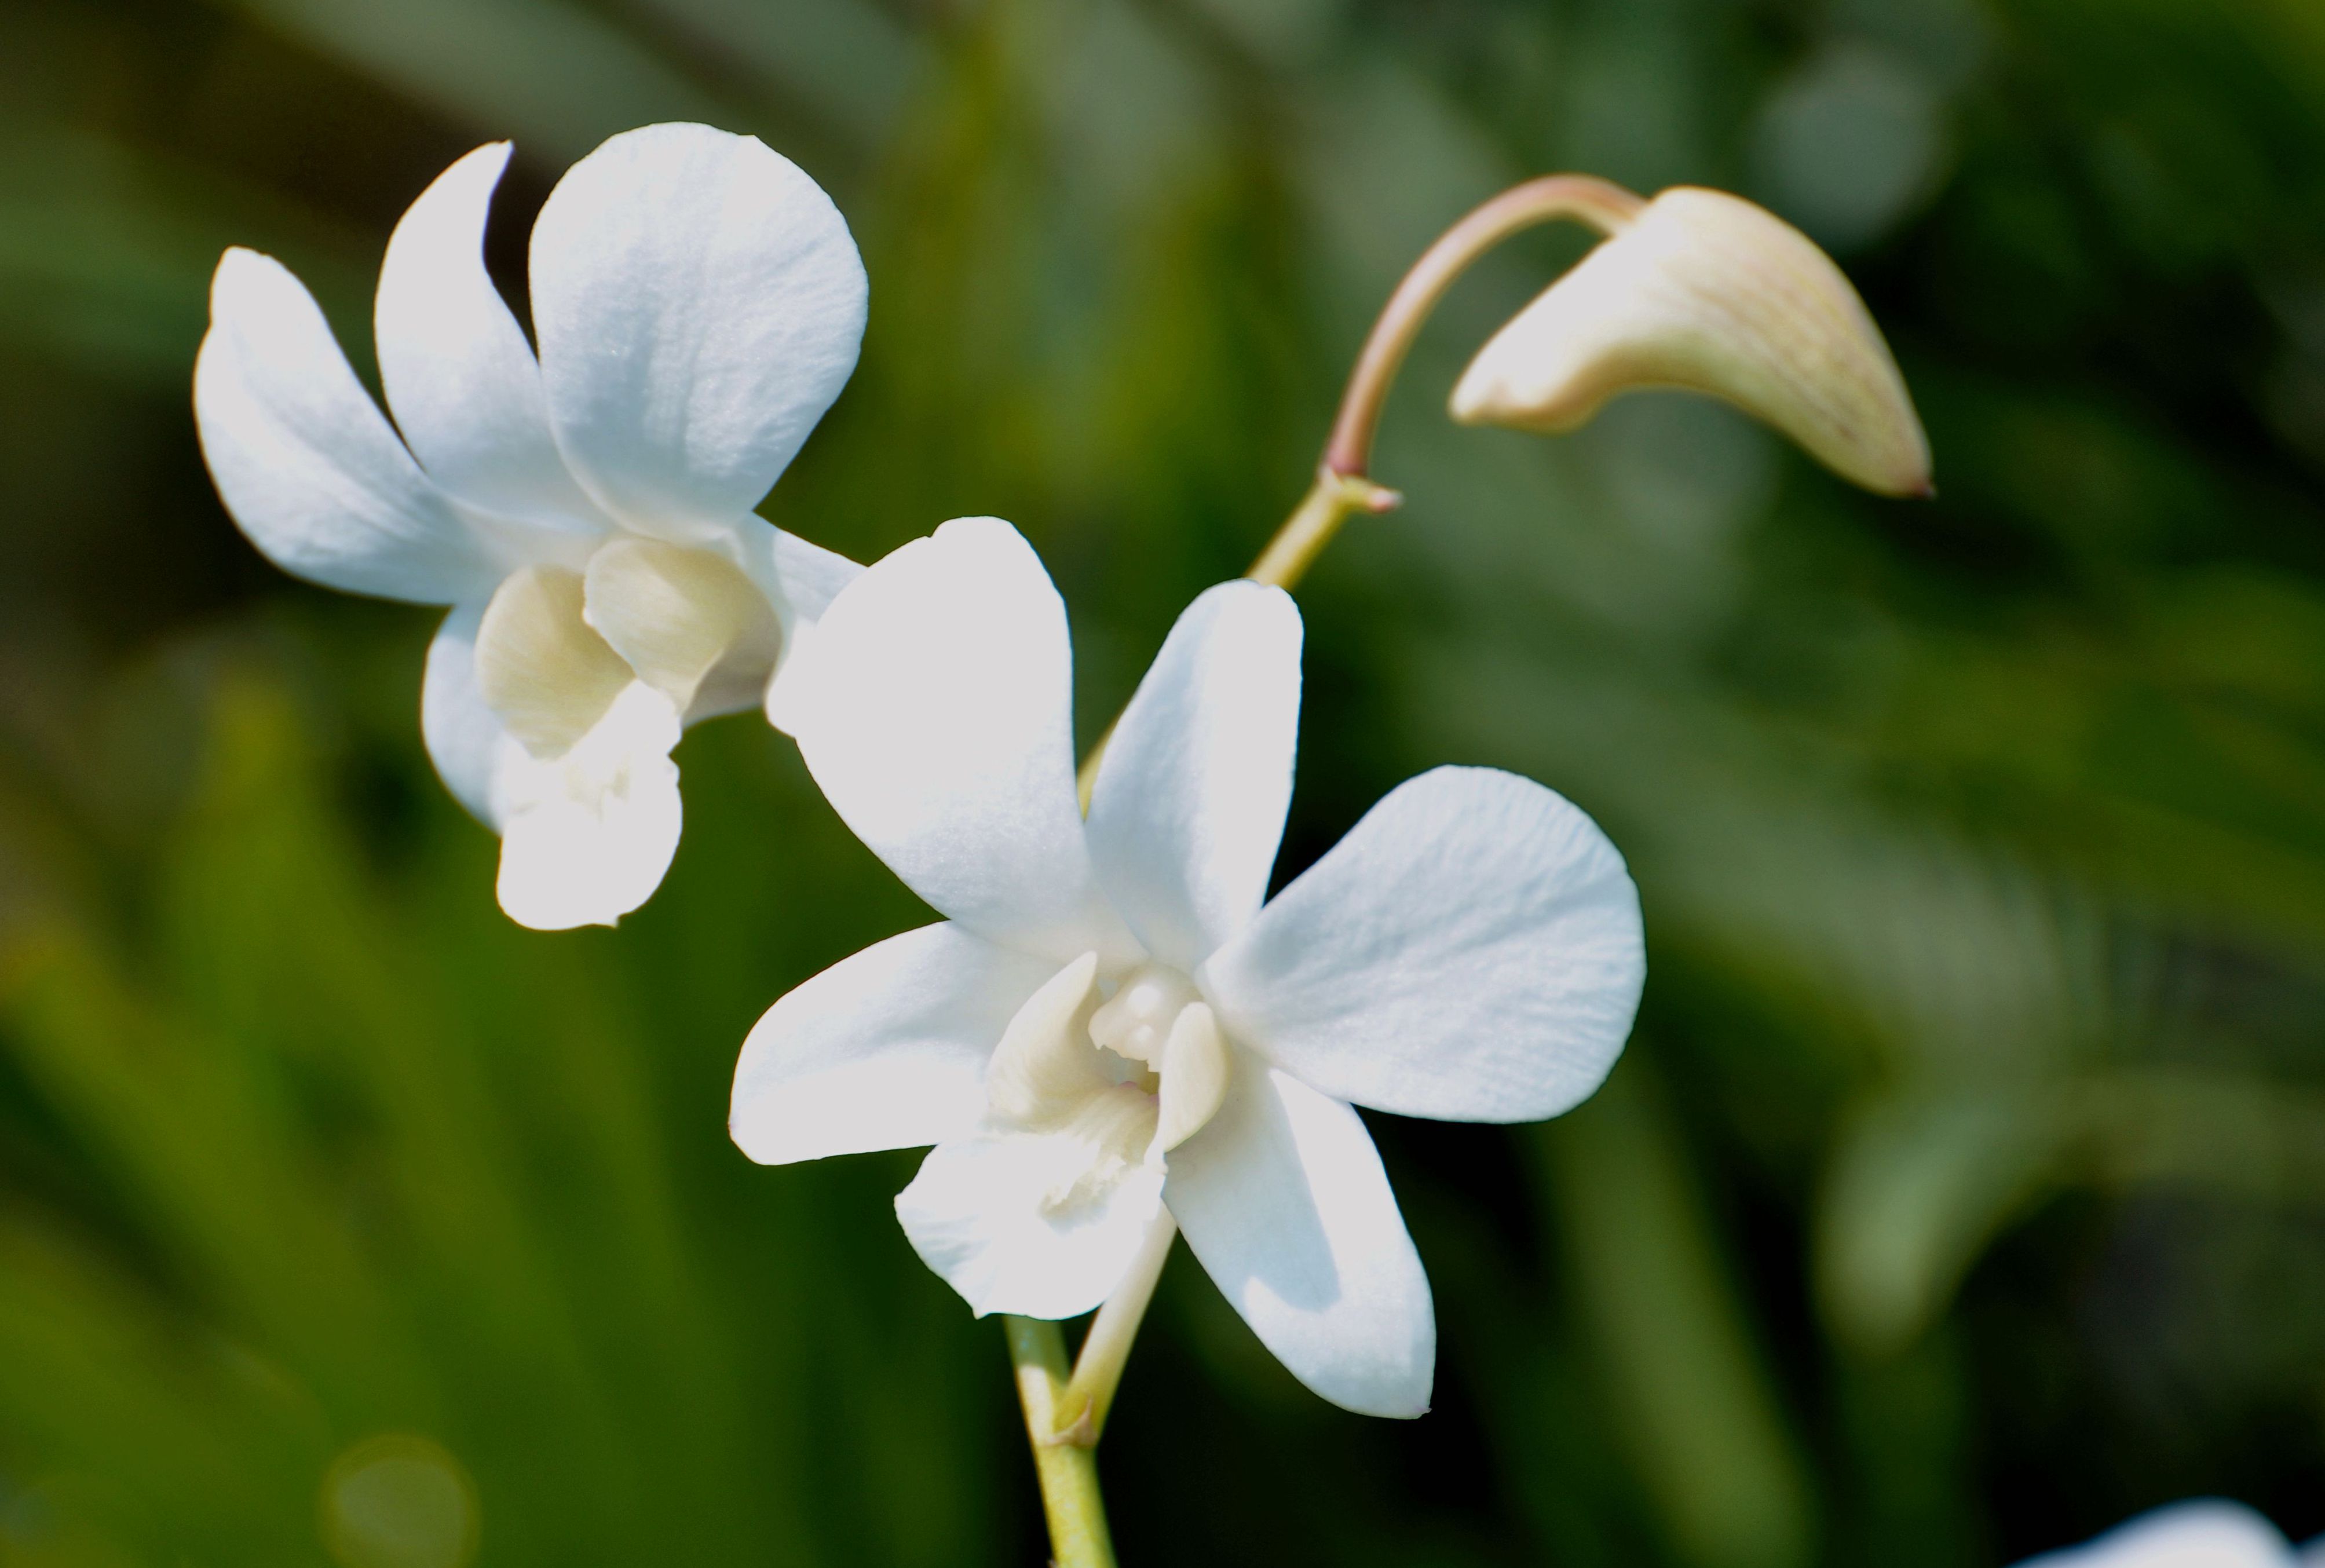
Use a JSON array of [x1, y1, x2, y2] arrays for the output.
[[1004, 1316, 1119, 1568], [1242, 176, 1643, 600], [1319, 173, 1644, 481], [1054, 1210, 1177, 1443], [1000, 1216, 1172, 1561], [1245, 466, 1401, 593]]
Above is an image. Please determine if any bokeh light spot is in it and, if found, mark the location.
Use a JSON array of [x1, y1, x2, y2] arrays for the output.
[[319, 1434, 479, 1568]]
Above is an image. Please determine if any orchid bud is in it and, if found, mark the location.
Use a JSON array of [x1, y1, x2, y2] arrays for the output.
[[1449, 187, 1932, 498]]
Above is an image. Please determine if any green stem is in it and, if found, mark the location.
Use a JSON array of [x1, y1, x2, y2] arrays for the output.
[[1249, 178, 1642, 600], [1245, 466, 1402, 594], [1005, 1317, 1118, 1568], [1053, 1210, 1176, 1442]]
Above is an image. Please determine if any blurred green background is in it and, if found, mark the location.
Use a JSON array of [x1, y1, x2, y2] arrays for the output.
[[3, 0, 2325, 1563]]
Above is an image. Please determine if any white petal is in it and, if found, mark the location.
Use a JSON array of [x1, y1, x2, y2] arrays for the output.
[[897, 1127, 1165, 1319], [760, 617, 824, 737], [374, 142, 611, 532], [724, 520, 863, 626], [529, 123, 867, 540], [1201, 767, 1644, 1124], [1165, 1062, 1434, 1417], [2015, 1503, 2295, 1568], [743, 521, 864, 733], [732, 923, 1059, 1165], [983, 953, 1111, 1127], [419, 598, 510, 827], [784, 517, 1137, 964], [195, 248, 502, 604], [1086, 580, 1302, 970], [493, 682, 683, 930]]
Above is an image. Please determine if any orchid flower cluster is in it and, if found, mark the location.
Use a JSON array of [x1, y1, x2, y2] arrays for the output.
[[196, 123, 1929, 1563]]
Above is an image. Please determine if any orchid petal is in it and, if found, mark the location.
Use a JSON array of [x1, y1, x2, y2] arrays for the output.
[[2015, 1503, 2297, 1568], [419, 599, 510, 827], [493, 682, 683, 930], [529, 123, 867, 541], [195, 248, 501, 604], [761, 525, 863, 622], [745, 521, 864, 733], [784, 517, 1138, 964], [1087, 580, 1302, 970], [374, 142, 608, 531], [1166, 1061, 1434, 1417], [732, 923, 1059, 1165], [1201, 767, 1644, 1124], [983, 953, 1110, 1127], [897, 1124, 1165, 1320]]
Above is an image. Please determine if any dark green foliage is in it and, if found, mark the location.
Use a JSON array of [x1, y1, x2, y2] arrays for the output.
[[2, 0, 2322, 1562]]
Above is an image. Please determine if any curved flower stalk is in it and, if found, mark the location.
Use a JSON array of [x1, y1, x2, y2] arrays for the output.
[[194, 123, 867, 930], [731, 517, 1646, 1418], [2013, 1501, 2323, 1567], [1257, 175, 1932, 595]]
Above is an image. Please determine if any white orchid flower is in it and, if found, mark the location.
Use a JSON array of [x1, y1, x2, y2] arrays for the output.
[[2013, 1501, 2323, 1568], [730, 517, 1645, 1417], [193, 123, 867, 930]]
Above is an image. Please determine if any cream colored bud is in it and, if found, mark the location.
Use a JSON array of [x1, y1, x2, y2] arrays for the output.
[[1450, 187, 1932, 498]]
